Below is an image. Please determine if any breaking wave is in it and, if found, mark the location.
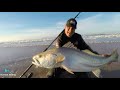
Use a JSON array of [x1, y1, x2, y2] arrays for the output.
[[0, 38, 55, 47], [83, 34, 120, 43]]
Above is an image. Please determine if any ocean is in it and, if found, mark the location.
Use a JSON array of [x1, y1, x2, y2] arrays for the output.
[[0, 34, 120, 78]]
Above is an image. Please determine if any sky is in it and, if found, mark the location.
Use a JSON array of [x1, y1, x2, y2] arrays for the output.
[[0, 12, 120, 42]]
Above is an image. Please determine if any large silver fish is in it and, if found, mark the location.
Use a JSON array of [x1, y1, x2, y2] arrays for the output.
[[32, 47, 119, 77]]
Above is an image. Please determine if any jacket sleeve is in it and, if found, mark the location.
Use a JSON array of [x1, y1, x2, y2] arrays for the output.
[[55, 36, 63, 48], [78, 35, 99, 55]]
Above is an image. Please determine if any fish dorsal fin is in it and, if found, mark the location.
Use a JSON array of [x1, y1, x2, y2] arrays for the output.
[[55, 53, 65, 63], [92, 69, 102, 78], [82, 49, 100, 56], [61, 65, 74, 74]]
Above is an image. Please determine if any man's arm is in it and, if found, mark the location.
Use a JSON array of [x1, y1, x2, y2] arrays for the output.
[[55, 36, 63, 48], [80, 36, 110, 57], [56, 37, 62, 48], [79, 35, 99, 55], [86, 45, 99, 55], [55, 32, 68, 48]]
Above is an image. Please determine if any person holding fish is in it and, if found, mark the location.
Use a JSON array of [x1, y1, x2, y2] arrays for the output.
[[49, 18, 110, 78]]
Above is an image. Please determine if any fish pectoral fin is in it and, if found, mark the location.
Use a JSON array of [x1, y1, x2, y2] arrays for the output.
[[61, 65, 74, 74], [92, 69, 102, 78]]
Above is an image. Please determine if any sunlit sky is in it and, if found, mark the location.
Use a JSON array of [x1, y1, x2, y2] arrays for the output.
[[0, 12, 120, 42]]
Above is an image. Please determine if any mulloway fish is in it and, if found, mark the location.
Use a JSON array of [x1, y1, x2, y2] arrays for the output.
[[32, 47, 119, 77]]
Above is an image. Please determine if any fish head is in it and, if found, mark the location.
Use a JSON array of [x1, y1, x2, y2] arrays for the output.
[[32, 49, 65, 69], [32, 52, 57, 68]]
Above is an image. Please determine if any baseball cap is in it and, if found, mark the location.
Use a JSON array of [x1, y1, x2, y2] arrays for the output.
[[66, 18, 77, 29]]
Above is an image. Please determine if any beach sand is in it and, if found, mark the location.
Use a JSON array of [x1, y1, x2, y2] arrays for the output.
[[0, 42, 120, 78]]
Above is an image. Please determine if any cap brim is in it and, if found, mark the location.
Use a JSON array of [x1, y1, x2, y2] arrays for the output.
[[66, 24, 76, 28]]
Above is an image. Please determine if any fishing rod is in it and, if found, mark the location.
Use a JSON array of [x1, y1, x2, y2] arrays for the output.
[[19, 12, 81, 78]]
